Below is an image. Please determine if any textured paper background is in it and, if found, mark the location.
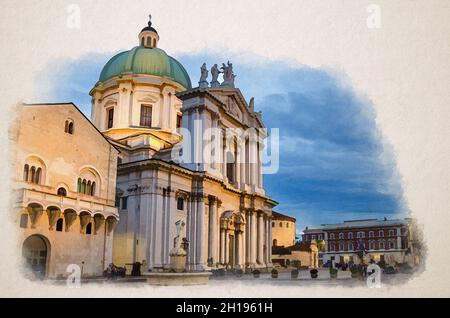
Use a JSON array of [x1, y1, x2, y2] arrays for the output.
[[0, 0, 449, 297]]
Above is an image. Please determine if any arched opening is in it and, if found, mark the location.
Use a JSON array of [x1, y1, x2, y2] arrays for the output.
[[68, 122, 74, 134], [30, 166, 36, 183], [57, 187, 67, 196], [91, 182, 96, 196], [273, 239, 278, 247], [22, 235, 49, 279], [81, 179, 86, 194], [86, 222, 92, 235], [56, 218, 64, 232], [35, 167, 41, 184], [23, 164, 29, 181]]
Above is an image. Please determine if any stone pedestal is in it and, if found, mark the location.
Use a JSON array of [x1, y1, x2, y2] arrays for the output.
[[169, 247, 187, 273], [143, 272, 212, 286]]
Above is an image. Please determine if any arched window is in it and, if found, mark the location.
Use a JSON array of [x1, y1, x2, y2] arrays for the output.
[[329, 233, 335, 240], [177, 197, 184, 210], [68, 122, 74, 134], [30, 166, 36, 183], [86, 222, 92, 235], [91, 182, 96, 196], [286, 223, 289, 228], [23, 164, 29, 181], [348, 242, 353, 250], [77, 178, 82, 192], [65, 120, 74, 134], [273, 239, 277, 247], [153, 38, 156, 47], [20, 214, 28, 228], [87, 181, 91, 195], [279, 222, 283, 227], [348, 232, 353, 239], [339, 233, 344, 239], [57, 187, 67, 196], [389, 229, 395, 236], [56, 218, 64, 232], [389, 240, 395, 249], [379, 240, 385, 249], [34, 167, 41, 184], [369, 241, 375, 250], [369, 231, 374, 238], [379, 230, 384, 237], [81, 179, 86, 194], [272, 222, 275, 227]]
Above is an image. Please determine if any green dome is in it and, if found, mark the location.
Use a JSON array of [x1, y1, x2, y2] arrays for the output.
[[99, 46, 192, 89]]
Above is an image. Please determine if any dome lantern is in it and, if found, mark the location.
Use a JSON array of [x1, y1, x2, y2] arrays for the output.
[[139, 14, 159, 48]]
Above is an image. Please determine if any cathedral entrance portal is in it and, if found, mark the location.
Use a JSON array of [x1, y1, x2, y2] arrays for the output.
[[22, 235, 49, 278]]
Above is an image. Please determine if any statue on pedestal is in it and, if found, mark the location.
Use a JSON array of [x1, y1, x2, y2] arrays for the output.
[[198, 63, 209, 88], [220, 61, 236, 88], [210, 64, 221, 87]]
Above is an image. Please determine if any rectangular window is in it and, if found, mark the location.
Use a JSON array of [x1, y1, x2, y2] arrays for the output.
[[176, 114, 182, 129], [140, 105, 152, 127], [121, 197, 128, 210], [107, 108, 114, 129], [177, 197, 184, 210]]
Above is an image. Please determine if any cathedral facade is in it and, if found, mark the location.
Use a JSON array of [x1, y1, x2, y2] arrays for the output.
[[90, 18, 277, 272], [14, 16, 277, 278]]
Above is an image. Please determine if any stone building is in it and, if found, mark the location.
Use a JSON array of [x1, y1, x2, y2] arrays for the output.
[[303, 218, 414, 265], [13, 103, 119, 278], [89, 17, 277, 272], [271, 211, 296, 248]]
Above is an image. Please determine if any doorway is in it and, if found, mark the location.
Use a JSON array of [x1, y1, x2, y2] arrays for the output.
[[22, 235, 49, 278]]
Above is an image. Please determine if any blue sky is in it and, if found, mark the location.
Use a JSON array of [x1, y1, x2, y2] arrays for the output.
[[36, 50, 408, 233]]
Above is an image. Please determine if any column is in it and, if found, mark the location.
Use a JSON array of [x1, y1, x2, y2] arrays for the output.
[[397, 227, 402, 249], [257, 212, 264, 265], [239, 141, 246, 188], [250, 211, 257, 265], [220, 227, 226, 265], [264, 216, 270, 265], [187, 196, 197, 269], [245, 211, 251, 265], [224, 230, 229, 266], [222, 132, 227, 179], [207, 197, 218, 266], [235, 142, 240, 186], [257, 142, 263, 188], [235, 230, 240, 268], [196, 195, 206, 270]]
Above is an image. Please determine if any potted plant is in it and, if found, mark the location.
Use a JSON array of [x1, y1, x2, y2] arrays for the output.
[[329, 267, 338, 279], [310, 268, 318, 279], [252, 269, 260, 278], [291, 269, 299, 279], [271, 268, 278, 279], [350, 264, 359, 278], [384, 266, 397, 275]]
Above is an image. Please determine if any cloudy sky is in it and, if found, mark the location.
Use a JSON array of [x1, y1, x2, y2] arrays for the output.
[[3, 0, 448, 236], [36, 49, 407, 232]]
